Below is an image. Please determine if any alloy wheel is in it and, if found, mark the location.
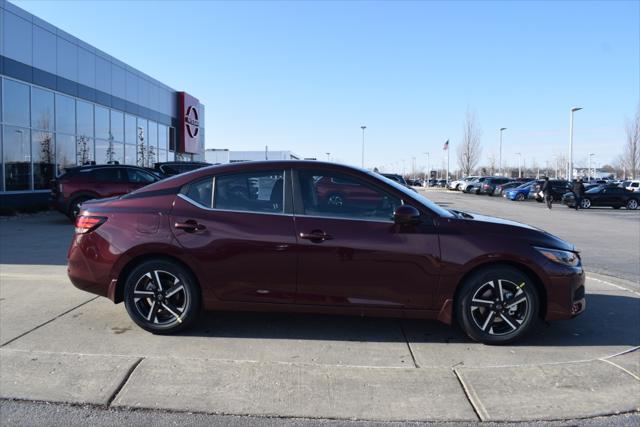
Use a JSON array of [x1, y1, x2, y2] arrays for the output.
[[328, 194, 344, 207], [581, 198, 591, 209], [469, 279, 529, 336], [627, 199, 638, 210], [132, 270, 189, 325]]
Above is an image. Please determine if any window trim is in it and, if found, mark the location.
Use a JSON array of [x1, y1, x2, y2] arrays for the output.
[[178, 168, 290, 216]]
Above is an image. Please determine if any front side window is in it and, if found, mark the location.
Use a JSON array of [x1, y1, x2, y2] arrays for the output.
[[297, 170, 401, 221], [214, 170, 284, 213]]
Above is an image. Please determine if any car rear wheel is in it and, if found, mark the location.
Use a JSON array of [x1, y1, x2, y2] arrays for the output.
[[627, 199, 639, 210], [124, 260, 201, 334], [515, 193, 525, 201], [456, 266, 539, 344], [580, 198, 591, 209]]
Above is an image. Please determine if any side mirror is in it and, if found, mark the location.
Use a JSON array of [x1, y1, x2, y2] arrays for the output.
[[393, 205, 421, 225]]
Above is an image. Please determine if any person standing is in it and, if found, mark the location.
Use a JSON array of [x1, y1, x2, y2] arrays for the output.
[[573, 178, 585, 210], [541, 177, 553, 209]]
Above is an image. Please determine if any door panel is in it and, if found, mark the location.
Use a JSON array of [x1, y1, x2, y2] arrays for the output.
[[294, 216, 439, 309], [169, 170, 296, 304]]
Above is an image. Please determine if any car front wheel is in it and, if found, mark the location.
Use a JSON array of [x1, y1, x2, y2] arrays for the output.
[[627, 199, 639, 210], [456, 266, 539, 344], [580, 198, 591, 209], [124, 259, 201, 334], [516, 193, 525, 201]]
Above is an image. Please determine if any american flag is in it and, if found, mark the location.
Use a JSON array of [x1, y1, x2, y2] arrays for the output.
[[443, 140, 449, 150]]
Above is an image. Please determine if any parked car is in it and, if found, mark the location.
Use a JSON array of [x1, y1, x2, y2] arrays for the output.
[[493, 180, 527, 196], [562, 185, 639, 210], [436, 179, 448, 187], [463, 177, 488, 194], [51, 164, 161, 219], [449, 176, 480, 191], [68, 160, 585, 344], [479, 177, 512, 196], [153, 161, 211, 178], [380, 173, 418, 192], [504, 181, 539, 201], [625, 180, 640, 192]]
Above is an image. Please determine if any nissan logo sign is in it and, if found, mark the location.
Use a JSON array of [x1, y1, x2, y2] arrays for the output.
[[185, 105, 199, 138]]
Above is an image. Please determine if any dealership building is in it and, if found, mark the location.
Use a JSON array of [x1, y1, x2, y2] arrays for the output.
[[0, 0, 205, 208]]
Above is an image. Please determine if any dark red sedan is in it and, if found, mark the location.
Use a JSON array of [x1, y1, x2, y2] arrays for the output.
[[68, 161, 585, 344]]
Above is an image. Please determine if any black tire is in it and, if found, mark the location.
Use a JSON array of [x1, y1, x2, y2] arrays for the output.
[[613, 206, 621, 210], [516, 193, 525, 201], [456, 266, 539, 344], [627, 199, 639, 210], [68, 196, 91, 220], [124, 259, 201, 334]]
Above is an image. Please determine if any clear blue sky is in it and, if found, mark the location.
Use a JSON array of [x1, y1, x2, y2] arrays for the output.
[[14, 0, 640, 172]]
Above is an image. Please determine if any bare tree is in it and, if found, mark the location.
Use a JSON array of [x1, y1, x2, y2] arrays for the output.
[[486, 152, 497, 175], [622, 108, 640, 179], [457, 109, 483, 176]]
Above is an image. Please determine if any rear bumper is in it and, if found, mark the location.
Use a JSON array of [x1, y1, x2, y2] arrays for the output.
[[67, 232, 118, 301]]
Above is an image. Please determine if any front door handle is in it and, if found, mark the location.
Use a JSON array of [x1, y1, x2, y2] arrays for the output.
[[174, 220, 206, 233], [299, 230, 333, 242]]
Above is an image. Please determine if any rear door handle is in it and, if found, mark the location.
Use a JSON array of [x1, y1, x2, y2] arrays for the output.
[[299, 230, 333, 242], [174, 220, 206, 232]]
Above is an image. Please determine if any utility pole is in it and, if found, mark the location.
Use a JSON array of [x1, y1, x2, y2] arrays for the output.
[[568, 107, 582, 180], [499, 127, 507, 175], [360, 125, 367, 168], [516, 152, 522, 178]]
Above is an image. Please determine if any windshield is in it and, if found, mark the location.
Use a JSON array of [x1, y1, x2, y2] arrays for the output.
[[372, 171, 454, 218]]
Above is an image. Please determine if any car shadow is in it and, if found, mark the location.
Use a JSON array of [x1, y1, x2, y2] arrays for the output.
[[182, 293, 639, 347]]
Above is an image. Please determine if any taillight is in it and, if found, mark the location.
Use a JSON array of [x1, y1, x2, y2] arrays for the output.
[[75, 216, 107, 234]]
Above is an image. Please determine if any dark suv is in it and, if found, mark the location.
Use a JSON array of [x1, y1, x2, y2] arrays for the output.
[[51, 165, 160, 219], [479, 177, 512, 196], [153, 161, 211, 178]]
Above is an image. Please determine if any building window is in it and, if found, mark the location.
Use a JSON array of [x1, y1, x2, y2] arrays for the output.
[[3, 126, 31, 191], [3, 80, 30, 127], [159, 124, 168, 151], [76, 135, 94, 165], [56, 134, 76, 175], [95, 105, 110, 140], [76, 100, 94, 139], [125, 114, 136, 144], [32, 130, 55, 189], [31, 87, 54, 131], [147, 121, 158, 166], [55, 94, 75, 135], [124, 143, 136, 165], [111, 110, 124, 143]]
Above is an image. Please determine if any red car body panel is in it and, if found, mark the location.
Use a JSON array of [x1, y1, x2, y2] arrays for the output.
[[67, 161, 585, 325]]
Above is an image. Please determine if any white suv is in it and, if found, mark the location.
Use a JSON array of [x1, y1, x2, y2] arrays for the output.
[[449, 176, 480, 191], [626, 180, 640, 192]]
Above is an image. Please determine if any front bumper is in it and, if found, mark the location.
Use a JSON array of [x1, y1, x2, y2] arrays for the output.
[[545, 267, 586, 321]]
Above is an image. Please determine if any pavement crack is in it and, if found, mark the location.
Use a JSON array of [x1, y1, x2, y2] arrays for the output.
[[599, 358, 640, 382], [452, 367, 486, 422], [398, 320, 419, 368], [0, 296, 99, 347], [106, 357, 144, 407]]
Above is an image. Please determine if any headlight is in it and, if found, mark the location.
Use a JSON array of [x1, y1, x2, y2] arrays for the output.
[[534, 247, 580, 267]]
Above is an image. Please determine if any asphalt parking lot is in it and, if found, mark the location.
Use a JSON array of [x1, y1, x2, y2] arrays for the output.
[[1, 200, 639, 424]]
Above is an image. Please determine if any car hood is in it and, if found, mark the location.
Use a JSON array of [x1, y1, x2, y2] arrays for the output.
[[453, 211, 576, 252]]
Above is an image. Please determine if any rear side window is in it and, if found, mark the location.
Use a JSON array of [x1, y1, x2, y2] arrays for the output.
[[92, 168, 124, 182], [182, 177, 213, 208], [127, 168, 157, 184], [214, 170, 284, 213]]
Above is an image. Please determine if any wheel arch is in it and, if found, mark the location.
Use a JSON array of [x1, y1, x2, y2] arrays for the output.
[[112, 253, 201, 304], [452, 260, 548, 323]]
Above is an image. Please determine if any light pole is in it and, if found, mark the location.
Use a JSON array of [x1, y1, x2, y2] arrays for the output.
[[569, 107, 582, 180], [412, 157, 416, 181], [423, 152, 430, 182], [588, 152, 594, 181], [360, 125, 367, 168], [499, 127, 507, 175], [516, 152, 522, 178], [326, 152, 331, 161]]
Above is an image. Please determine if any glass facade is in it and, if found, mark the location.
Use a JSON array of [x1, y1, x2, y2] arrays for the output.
[[0, 76, 175, 192], [0, 1, 204, 197]]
